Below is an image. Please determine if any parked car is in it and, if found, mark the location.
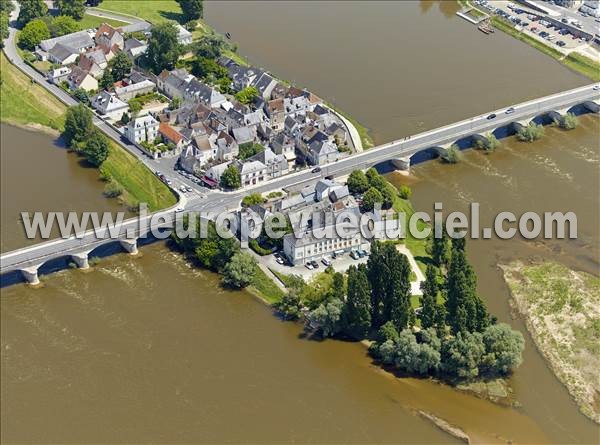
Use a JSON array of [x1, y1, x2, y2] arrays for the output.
[[186, 186, 193, 192], [275, 254, 285, 265], [556, 40, 566, 47], [305, 262, 314, 270], [350, 250, 360, 260], [311, 167, 321, 173], [487, 113, 497, 120], [322, 257, 332, 267], [179, 185, 187, 193], [310, 260, 319, 269], [357, 249, 367, 258]]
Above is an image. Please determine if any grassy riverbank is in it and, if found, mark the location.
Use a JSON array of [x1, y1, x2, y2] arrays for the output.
[[501, 261, 600, 423], [0, 53, 175, 211], [491, 17, 600, 82]]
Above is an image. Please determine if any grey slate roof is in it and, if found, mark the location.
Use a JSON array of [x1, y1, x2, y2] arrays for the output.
[[39, 31, 94, 52]]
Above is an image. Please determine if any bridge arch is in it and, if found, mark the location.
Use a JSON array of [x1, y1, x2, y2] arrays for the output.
[[409, 146, 445, 165]]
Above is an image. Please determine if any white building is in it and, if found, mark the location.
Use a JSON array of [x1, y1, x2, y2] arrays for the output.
[[91, 91, 129, 120], [176, 24, 193, 45], [125, 115, 159, 144], [115, 79, 156, 101]]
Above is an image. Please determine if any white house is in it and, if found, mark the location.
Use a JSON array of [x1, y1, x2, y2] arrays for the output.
[[114, 79, 156, 101], [125, 115, 159, 144], [176, 24, 193, 45], [91, 91, 129, 120]]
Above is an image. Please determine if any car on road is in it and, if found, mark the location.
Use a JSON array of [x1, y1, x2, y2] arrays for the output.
[[180, 185, 187, 193], [186, 186, 193, 192], [311, 167, 321, 173], [175, 206, 184, 213], [487, 113, 497, 120], [505, 107, 515, 114], [593, 85, 600, 91], [322, 256, 332, 267], [305, 262, 314, 270]]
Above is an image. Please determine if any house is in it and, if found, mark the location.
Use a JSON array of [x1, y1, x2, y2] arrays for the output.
[[308, 140, 339, 166], [114, 79, 156, 101], [47, 66, 71, 84], [248, 148, 288, 178], [67, 66, 98, 91], [231, 126, 255, 145], [265, 98, 285, 131], [78, 49, 107, 78], [253, 72, 278, 99], [157, 69, 192, 98], [181, 78, 227, 108], [95, 24, 124, 51], [91, 91, 129, 120], [235, 159, 267, 186], [205, 161, 232, 184], [48, 43, 79, 65], [124, 38, 147, 59], [179, 145, 207, 174], [271, 133, 296, 165], [39, 30, 95, 53], [159, 122, 188, 151], [227, 64, 263, 91], [175, 24, 193, 45], [215, 131, 239, 161], [125, 115, 159, 144]]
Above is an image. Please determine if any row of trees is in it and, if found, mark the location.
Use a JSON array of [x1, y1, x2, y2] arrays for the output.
[[170, 216, 259, 289], [63, 104, 109, 167], [276, 234, 524, 381], [0, 0, 13, 47]]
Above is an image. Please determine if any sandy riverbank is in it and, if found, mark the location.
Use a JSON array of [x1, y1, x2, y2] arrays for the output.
[[501, 261, 600, 423]]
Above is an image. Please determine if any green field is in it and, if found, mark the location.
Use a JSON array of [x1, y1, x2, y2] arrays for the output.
[[248, 267, 285, 304], [78, 12, 128, 29], [0, 53, 175, 211], [93, 0, 184, 24]]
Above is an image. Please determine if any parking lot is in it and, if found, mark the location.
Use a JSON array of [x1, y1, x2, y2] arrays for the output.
[[474, 1, 599, 57]]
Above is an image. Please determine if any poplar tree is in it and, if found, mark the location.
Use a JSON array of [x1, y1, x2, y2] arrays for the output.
[[420, 264, 439, 330], [343, 264, 372, 339]]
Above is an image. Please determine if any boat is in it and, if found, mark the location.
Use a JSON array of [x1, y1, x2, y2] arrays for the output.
[[225, 32, 232, 39], [478, 22, 495, 34]]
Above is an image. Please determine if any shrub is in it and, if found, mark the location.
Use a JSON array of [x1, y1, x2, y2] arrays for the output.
[[516, 123, 544, 142], [103, 181, 123, 198]]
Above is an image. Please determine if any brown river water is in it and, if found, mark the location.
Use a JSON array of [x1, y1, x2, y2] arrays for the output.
[[1, 1, 599, 443]]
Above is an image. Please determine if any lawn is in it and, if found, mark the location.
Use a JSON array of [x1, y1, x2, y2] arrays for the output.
[[101, 142, 176, 211], [0, 53, 65, 131], [93, 0, 185, 24], [248, 267, 285, 304], [78, 12, 128, 29]]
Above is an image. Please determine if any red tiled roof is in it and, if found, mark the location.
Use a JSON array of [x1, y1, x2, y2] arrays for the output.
[[159, 122, 184, 144]]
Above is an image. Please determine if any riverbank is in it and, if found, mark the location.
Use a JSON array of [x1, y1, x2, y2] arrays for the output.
[[501, 261, 600, 423], [491, 16, 600, 82], [0, 53, 175, 212]]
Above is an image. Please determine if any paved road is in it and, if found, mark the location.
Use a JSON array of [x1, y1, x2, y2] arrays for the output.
[[1, 1, 599, 274]]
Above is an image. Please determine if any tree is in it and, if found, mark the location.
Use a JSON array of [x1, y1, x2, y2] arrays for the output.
[[238, 142, 264, 160], [347, 170, 369, 195], [398, 185, 412, 199], [441, 331, 485, 380], [55, 0, 85, 20], [475, 133, 499, 152], [176, 0, 204, 22], [84, 129, 110, 167], [559, 112, 578, 130], [63, 104, 94, 148], [445, 144, 462, 163], [516, 122, 544, 142], [367, 241, 412, 331], [194, 34, 227, 59], [108, 51, 132, 81], [481, 323, 524, 375], [241, 193, 265, 207], [394, 329, 441, 375], [427, 222, 450, 268], [222, 252, 257, 288], [17, 0, 47, 27], [235, 86, 259, 105], [420, 265, 439, 330], [220, 165, 241, 190], [361, 187, 383, 212], [0, 0, 15, 13], [50, 15, 80, 36], [343, 264, 372, 339], [306, 297, 345, 338], [120, 112, 130, 124], [169, 96, 181, 110], [146, 22, 183, 74], [99, 68, 115, 90], [275, 291, 303, 320], [329, 272, 346, 301], [192, 56, 228, 80], [445, 237, 489, 334], [0, 12, 9, 47], [18, 18, 50, 50]]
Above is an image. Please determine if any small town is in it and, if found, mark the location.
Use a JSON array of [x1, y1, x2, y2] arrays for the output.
[[1, 0, 599, 443]]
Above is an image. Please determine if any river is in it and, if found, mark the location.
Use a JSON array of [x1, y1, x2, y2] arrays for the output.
[[2, 0, 599, 443]]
